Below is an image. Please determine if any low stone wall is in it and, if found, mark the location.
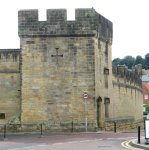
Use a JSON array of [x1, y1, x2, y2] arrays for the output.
[[105, 119, 144, 131], [0, 118, 144, 133], [0, 120, 97, 133]]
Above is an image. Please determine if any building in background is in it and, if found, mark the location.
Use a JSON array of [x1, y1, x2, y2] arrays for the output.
[[142, 69, 149, 75], [142, 75, 149, 104]]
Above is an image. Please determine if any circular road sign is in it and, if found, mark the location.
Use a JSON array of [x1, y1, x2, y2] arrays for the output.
[[83, 93, 89, 99]]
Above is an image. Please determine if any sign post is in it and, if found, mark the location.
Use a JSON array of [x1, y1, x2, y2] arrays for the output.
[[83, 91, 89, 132], [145, 119, 149, 144]]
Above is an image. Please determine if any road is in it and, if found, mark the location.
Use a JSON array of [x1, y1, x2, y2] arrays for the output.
[[0, 132, 145, 150]]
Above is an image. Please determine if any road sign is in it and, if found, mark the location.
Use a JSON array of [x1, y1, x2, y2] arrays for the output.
[[83, 93, 89, 99], [145, 120, 149, 142]]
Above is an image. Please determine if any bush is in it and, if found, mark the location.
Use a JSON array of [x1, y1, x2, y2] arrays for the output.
[[143, 104, 149, 115], [143, 112, 148, 115]]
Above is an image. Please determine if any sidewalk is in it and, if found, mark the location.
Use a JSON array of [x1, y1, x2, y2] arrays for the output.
[[131, 138, 149, 149], [0, 130, 145, 141], [0, 129, 144, 135]]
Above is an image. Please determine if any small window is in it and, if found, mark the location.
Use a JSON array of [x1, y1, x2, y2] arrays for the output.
[[145, 95, 148, 99], [0, 113, 5, 119]]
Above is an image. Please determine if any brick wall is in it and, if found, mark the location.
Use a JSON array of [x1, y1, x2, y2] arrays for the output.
[[142, 82, 149, 104]]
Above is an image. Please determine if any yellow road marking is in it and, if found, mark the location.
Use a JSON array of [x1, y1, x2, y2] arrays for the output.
[[121, 140, 143, 150]]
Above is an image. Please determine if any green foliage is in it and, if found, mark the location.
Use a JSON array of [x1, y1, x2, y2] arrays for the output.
[[112, 58, 121, 66], [143, 104, 149, 115], [146, 107, 149, 112], [145, 53, 149, 69], [142, 71, 147, 75], [143, 112, 148, 115], [112, 56, 135, 69], [112, 53, 149, 69], [135, 55, 145, 68], [122, 56, 135, 69]]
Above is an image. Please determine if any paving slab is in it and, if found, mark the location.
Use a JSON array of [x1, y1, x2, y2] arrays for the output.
[[132, 138, 149, 149]]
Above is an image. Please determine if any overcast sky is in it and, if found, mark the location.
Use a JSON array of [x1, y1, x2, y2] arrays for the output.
[[0, 0, 148, 60]]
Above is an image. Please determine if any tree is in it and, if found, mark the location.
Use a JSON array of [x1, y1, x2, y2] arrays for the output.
[[121, 56, 135, 69], [143, 104, 149, 115], [145, 53, 149, 69], [112, 58, 121, 66], [135, 55, 145, 68], [112, 53, 149, 69]]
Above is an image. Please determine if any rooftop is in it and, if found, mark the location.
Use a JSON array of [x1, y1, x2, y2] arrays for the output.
[[142, 75, 149, 82]]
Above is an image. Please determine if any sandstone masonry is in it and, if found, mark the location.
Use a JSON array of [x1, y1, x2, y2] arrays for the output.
[[0, 8, 143, 132]]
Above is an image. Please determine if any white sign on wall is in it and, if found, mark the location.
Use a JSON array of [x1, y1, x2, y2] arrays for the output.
[[145, 120, 149, 139], [144, 107, 146, 112]]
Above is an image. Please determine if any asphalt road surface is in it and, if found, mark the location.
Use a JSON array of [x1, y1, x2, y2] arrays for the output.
[[0, 132, 145, 150]]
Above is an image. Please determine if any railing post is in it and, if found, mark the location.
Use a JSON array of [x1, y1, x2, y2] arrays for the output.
[[41, 123, 42, 135], [138, 125, 140, 144], [38, 123, 45, 138], [4, 125, 5, 139], [71, 121, 73, 135], [114, 121, 116, 133], [1, 125, 8, 141]]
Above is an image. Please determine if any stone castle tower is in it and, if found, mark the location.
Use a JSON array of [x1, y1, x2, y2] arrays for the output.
[[0, 8, 143, 132]]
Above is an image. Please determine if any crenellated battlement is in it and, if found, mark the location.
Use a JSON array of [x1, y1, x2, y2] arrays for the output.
[[18, 8, 113, 43], [112, 64, 142, 89], [0, 49, 20, 73]]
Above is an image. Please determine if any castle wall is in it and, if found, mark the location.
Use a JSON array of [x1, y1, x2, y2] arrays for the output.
[[20, 36, 96, 131], [0, 8, 142, 132], [94, 11, 114, 129], [0, 73, 20, 124], [0, 49, 21, 124], [18, 9, 96, 37], [0, 49, 20, 73], [18, 8, 108, 131], [95, 38, 113, 128], [104, 66, 143, 131], [95, 58, 143, 131], [112, 66, 142, 117], [94, 11, 143, 130]]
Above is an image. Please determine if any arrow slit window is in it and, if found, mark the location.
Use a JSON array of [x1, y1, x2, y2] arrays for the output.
[[104, 68, 109, 88], [105, 42, 108, 54], [104, 98, 110, 118]]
